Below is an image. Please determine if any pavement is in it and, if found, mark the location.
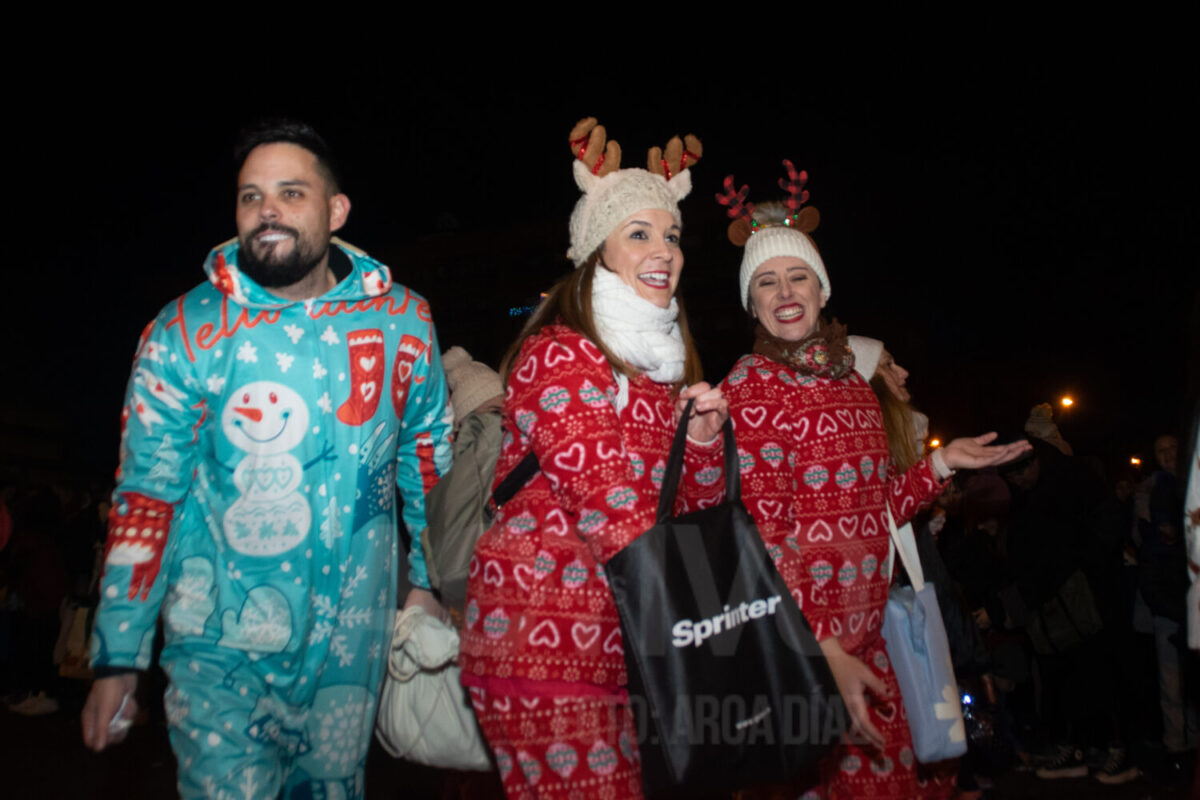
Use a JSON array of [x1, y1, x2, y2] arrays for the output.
[[0, 686, 1193, 799]]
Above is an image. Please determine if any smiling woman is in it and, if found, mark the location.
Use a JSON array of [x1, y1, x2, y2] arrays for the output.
[[748, 258, 826, 339], [718, 161, 1030, 799], [458, 119, 728, 800], [601, 210, 683, 308]]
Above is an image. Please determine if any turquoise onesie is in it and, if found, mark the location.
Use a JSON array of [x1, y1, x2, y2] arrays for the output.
[[90, 238, 452, 799]]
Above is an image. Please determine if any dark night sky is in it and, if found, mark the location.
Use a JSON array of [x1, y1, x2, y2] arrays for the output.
[[5, 50, 1197, 482]]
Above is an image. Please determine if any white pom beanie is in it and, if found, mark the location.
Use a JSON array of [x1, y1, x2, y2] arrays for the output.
[[738, 226, 830, 310], [567, 161, 692, 266]]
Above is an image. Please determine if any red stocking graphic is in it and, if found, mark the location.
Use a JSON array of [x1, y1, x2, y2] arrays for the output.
[[104, 493, 174, 601], [337, 329, 385, 426], [391, 334, 428, 417]]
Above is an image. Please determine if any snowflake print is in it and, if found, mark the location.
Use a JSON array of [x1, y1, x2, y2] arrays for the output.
[[275, 352, 295, 372], [236, 341, 258, 363], [165, 687, 190, 727], [312, 696, 368, 774], [283, 324, 304, 344], [340, 561, 368, 599], [331, 633, 354, 667], [207, 375, 226, 394], [320, 325, 339, 346], [319, 497, 343, 548], [313, 359, 328, 380], [369, 641, 382, 662], [309, 592, 336, 644], [237, 767, 259, 800], [200, 764, 261, 800], [309, 620, 334, 645], [337, 606, 370, 629], [317, 391, 332, 414]]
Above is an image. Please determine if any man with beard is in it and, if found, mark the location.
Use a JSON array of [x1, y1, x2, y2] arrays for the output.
[[80, 120, 452, 799]]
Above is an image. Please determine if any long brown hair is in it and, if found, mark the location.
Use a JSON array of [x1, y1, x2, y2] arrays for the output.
[[501, 249, 703, 392], [870, 373, 922, 474]]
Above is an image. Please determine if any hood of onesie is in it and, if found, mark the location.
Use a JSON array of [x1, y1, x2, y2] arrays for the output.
[[203, 236, 394, 308]]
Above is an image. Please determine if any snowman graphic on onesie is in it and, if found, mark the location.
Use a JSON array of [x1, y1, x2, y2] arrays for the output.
[[221, 381, 312, 556]]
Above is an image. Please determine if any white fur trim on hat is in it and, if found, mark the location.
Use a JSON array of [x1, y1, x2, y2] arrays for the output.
[[847, 335, 883, 381], [567, 162, 691, 266], [738, 226, 830, 309]]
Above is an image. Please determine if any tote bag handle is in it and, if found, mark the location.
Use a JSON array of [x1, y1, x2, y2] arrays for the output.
[[885, 507, 925, 591], [494, 397, 739, 514], [655, 398, 739, 523]]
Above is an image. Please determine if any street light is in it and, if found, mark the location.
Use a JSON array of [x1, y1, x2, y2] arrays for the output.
[[1060, 396, 1074, 408], [1130, 457, 1141, 466]]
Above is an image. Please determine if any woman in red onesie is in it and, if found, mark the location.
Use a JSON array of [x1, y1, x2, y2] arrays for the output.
[[717, 167, 1028, 799], [459, 120, 728, 799]]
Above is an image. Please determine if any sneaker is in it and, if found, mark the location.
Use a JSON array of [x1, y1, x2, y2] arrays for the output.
[[9, 691, 60, 716], [1036, 745, 1088, 779], [1095, 746, 1139, 785]]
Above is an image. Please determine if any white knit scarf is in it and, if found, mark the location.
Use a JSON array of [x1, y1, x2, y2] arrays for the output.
[[590, 266, 685, 411]]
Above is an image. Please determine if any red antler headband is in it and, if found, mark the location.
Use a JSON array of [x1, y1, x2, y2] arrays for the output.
[[716, 175, 755, 222], [716, 159, 819, 248], [566, 118, 704, 267]]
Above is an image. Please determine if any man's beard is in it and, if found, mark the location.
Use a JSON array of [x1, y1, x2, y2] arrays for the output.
[[238, 223, 327, 288]]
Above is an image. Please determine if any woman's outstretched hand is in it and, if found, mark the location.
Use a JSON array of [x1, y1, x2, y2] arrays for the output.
[[675, 382, 729, 444], [940, 432, 1031, 471]]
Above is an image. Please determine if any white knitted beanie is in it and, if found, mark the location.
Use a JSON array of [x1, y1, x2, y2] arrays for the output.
[[567, 161, 691, 266], [738, 226, 830, 310], [847, 335, 884, 380]]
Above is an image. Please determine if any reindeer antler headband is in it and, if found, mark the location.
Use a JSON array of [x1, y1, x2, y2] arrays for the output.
[[566, 118, 702, 267], [717, 160, 830, 309]]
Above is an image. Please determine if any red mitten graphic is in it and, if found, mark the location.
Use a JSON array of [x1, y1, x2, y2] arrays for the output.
[[416, 431, 438, 495], [391, 334, 428, 417], [337, 329, 385, 426], [104, 493, 174, 601]]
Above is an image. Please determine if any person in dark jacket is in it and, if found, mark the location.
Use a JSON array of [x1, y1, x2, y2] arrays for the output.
[[1137, 434, 1197, 778], [999, 440, 1106, 780]]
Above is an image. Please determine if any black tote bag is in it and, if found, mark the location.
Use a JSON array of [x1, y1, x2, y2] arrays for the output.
[[491, 401, 845, 797], [605, 401, 844, 796]]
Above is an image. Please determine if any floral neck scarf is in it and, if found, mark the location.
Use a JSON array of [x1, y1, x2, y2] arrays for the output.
[[752, 317, 856, 379]]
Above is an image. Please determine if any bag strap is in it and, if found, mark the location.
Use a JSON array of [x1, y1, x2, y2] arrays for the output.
[[656, 398, 739, 523], [491, 451, 539, 509], [885, 506, 925, 591], [1053, 576, 1087, 640], [493, 397, 739, 519]]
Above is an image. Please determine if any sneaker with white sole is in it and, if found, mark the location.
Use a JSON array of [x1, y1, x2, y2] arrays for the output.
[[1095, 746, 1139, 785], [1036, 745, 1088, 779]]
